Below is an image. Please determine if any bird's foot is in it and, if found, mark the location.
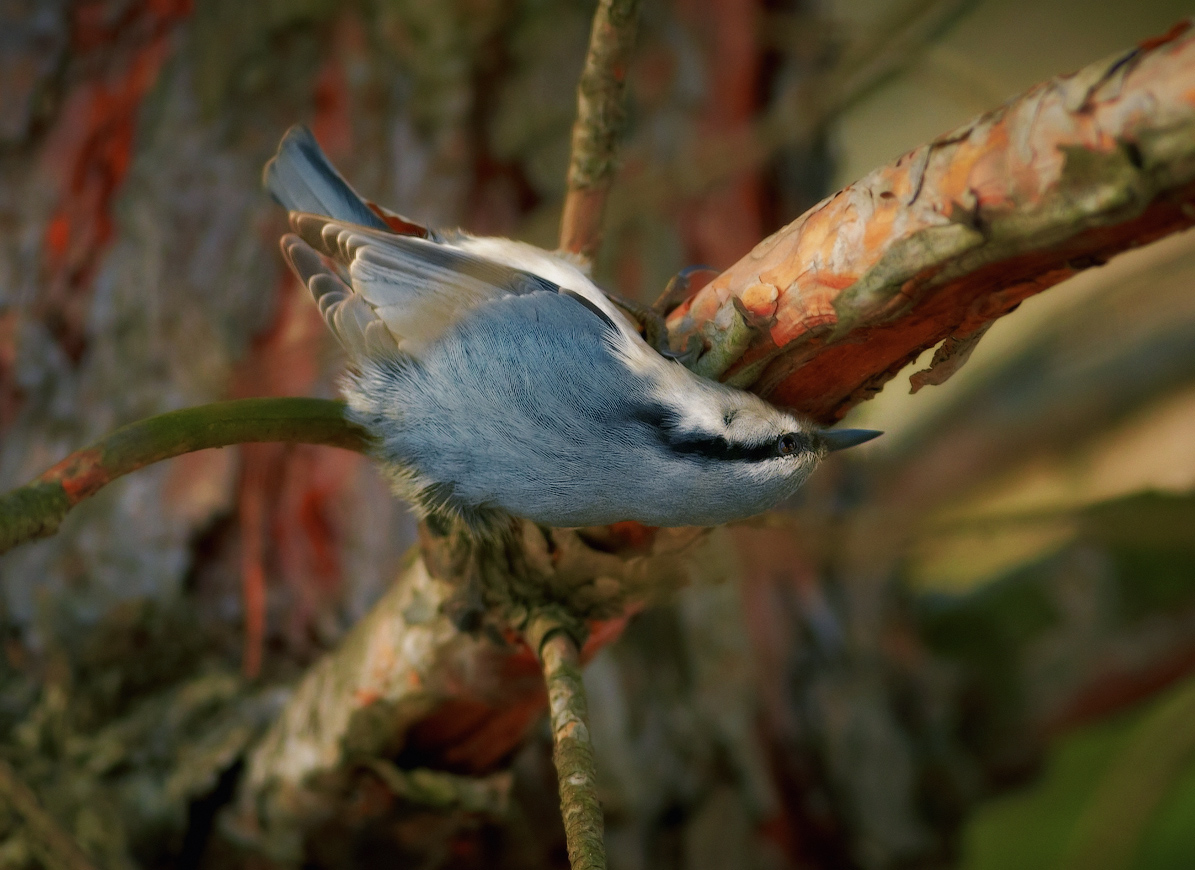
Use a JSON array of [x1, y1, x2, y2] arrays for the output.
[[652, 264, 717, 317]]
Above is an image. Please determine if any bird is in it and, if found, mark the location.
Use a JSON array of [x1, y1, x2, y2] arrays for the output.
[[264, 126, 880, 539]]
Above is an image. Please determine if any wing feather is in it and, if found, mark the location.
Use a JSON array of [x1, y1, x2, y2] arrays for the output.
[[282, 213, 603, 357], [268, 130, 636, 360], [280, 234, 401, 360]]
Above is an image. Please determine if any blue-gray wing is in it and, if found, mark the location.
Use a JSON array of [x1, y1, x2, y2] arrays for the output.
[[280, 215, 614, 360], [266, 124, 619, 359]]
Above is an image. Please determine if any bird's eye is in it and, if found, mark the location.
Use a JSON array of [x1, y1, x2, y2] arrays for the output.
[[777, 433, 802, 456]]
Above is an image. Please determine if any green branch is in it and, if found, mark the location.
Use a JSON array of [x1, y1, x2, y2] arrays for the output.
[[0, 398, 370, 556]]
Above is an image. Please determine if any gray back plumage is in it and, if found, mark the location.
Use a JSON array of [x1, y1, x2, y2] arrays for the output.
[[346, 288, 671, 530], [265, 125, 614, 362]]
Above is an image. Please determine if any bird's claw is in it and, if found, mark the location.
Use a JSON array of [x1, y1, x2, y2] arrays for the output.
[[606, 265, 717, 365], [659, 337, 703, 368], [652, 264, 717, 316]]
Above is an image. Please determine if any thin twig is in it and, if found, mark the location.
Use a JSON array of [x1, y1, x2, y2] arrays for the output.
[[0, 397, 370, 555], [558, 0, 643, 264], [362, 759, 513, 815], [529, 616, 606, 870], [0, 758, 98, 870], [531, 16, 649, 859]]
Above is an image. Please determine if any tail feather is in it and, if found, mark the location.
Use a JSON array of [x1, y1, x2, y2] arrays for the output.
[[263, 126, 388, 230]]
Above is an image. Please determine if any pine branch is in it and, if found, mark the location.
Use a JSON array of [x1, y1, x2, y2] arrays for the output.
[[528, 614, 606, 870], [668, 20, 1195, 421]]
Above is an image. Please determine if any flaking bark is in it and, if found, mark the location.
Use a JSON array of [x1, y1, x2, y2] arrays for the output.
[[229, 522, 726, 856], [668, 20, 1195, 422]]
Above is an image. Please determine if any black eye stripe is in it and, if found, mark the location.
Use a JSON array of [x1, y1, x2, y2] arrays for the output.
[[666, 435, 780, 462], [631, 404, 807, 463]]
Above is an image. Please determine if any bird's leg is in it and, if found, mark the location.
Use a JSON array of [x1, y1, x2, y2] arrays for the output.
[[443, 562, 488, 633], [642, 265, 719, 366], [436, 557, 486, 633], [421, 515, 491, 633], [602, 291, 670, 351], [651, 264, 717, 316]]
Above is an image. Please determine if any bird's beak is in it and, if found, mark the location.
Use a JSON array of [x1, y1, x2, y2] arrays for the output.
[[817, 428, 883, 452]]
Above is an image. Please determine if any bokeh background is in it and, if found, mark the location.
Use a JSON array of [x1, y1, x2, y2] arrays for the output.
[[2, 0, 1195, 868]]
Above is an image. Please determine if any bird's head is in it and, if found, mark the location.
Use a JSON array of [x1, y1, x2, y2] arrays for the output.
[[634, 363, 881, 523]]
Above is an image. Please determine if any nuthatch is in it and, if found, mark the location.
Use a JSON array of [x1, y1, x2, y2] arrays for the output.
[[265, 127, 879, 537]]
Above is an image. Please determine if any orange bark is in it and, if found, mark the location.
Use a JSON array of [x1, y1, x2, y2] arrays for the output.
[[38, 0, 193, 362], [669, 20, 1195, 423]]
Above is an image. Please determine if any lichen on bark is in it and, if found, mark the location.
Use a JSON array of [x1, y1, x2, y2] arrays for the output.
[[540, 629, 605, 870]]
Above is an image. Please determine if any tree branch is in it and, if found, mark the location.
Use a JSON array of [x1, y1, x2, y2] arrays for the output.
[[527, 615, 606, 870], [558, 0, 643, 263], [666, 19, 1195, 422], [0, 398, 369, 555], [228, 522, 712, 858]]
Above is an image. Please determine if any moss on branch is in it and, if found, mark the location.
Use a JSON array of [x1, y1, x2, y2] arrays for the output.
[[536, 621, 606, 870], [0, 398, 370, 555]]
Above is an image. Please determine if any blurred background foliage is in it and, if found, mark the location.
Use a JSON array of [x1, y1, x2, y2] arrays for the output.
[[1, 0, 1195, 868]]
